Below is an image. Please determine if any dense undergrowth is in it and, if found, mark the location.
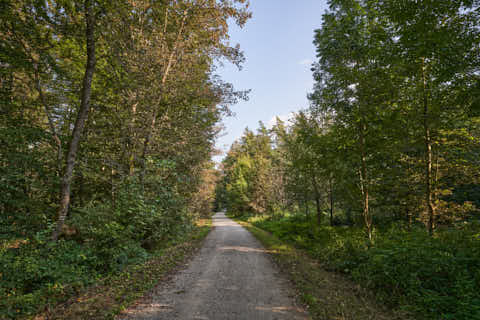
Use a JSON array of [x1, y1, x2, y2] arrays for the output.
[[239, 213, 480, 320], [0, 185, 201, 320], [0, 224, 199, 320], [36, 218, 212, 320]]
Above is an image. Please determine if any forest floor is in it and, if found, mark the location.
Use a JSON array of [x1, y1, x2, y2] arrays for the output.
[[117, 212, 308, 320]]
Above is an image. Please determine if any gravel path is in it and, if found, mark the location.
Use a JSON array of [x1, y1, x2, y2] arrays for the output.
[[118, 212, 309, 320]]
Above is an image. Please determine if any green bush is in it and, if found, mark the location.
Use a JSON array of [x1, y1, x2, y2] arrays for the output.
[[0, 237, 99, 318], [70, 204, 149, 272], [353, 226, 480, 319]]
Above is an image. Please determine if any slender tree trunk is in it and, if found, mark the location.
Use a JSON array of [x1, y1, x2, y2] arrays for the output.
[[128, 102, 137, 176], [422, 58, 435, 235], [407, 207, 412, 230], [311, 175, 322, 226], [111, 165, 116, 209], [359, 120, 372, 241], [23, 165, 30, 215], [306, 199, 309, 217], [315, 195, 321, 225], [329, 176, 334, 226], [52, 0, 96, 241]]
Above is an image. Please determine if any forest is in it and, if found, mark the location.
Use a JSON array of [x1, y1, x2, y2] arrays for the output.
[[0, 0, 249, 318], [2, 0, 480, 319], [216, 0, 480, 319]]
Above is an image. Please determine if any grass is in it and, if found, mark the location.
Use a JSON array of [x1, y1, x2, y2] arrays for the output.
[[231, 216, 409, 320], [30, 218, 212, 320]]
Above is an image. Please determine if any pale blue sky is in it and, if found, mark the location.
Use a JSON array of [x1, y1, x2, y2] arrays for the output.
[[214, 0, 328, 162]]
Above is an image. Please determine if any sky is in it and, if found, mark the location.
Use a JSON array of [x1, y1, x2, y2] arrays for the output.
[[214, 0, 329, 163]]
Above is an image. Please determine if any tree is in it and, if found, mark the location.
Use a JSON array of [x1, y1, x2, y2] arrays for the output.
[[1, 0, 251, 240], [377, 0, 480, 232], [310, 0, 393, 238], [53, 0, 97, 240]]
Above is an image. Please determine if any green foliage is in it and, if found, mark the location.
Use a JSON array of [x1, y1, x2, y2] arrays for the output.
[[70, 205, 150, 272], [353, 226, 480, 319], [246, 213, 480, 319], [0, 237, 99, 318], [0, 163, 211, 319], [0, 188, 190, 319]]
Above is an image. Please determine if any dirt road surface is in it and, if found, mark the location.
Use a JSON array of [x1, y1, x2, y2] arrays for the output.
[[118, 212, 309, 320]]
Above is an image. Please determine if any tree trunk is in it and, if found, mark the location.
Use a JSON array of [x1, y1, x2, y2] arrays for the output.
[[312, 175, 322, 226], [128, 102, 137, 176], [304, 195, 309, 218], [359, 120, 372, 241], [52, 0, 96, 241], [111, 165, 116, 209], [422, 58, 435, 235], [315, 195, 321, 225], [407, 207, 412, 230], [329, 176, 334, 226]]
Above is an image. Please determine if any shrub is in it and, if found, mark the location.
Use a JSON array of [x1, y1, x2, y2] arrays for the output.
[[353, 226, 480, 319], [0, 236, 99, 318]]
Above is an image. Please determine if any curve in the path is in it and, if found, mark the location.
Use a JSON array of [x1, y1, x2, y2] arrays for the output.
[[119, 212, 309, 320]]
